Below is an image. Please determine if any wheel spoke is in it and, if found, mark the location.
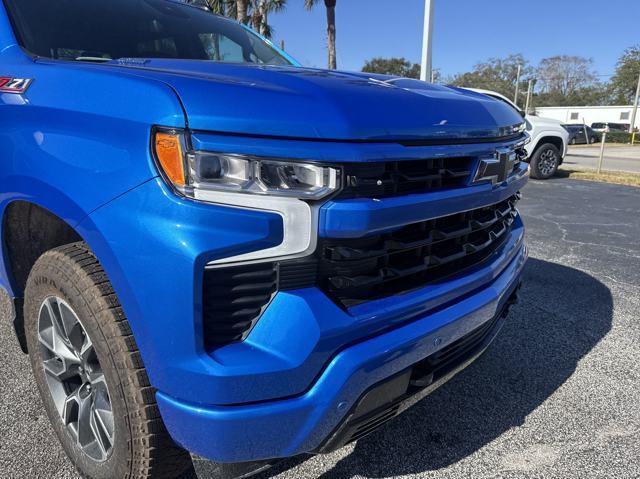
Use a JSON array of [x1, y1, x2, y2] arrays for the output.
[[62, 389, 81, 427], [79, 334, 95, 365], [90, 400, 114, 457], [42, 356, 78, 381], [76, 389, 94, 447]]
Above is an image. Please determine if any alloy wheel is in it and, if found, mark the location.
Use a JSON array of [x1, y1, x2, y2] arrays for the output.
[[538, 149, 558, 177], [37, 296, 114, 462]]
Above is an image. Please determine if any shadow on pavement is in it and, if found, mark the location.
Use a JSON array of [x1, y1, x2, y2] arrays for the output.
[[257, 257, 613, 478]]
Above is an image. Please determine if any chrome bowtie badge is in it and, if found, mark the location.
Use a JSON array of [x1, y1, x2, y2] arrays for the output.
[[473, 147, 518, 185]]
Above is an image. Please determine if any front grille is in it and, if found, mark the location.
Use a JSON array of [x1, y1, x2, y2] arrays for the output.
[[205, 192, 521, 347], [339, 157, 473, 199], [283, 193, 521, 307], [202, 263, 277, 349]]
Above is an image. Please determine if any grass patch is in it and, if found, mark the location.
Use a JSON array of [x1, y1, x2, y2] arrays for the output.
[[557, 167, 640, 187]]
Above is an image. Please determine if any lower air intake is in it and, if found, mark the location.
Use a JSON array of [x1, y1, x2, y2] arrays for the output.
[[202, 263, 277, 349]]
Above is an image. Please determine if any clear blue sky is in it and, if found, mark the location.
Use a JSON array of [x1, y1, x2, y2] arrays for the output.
[[269, 0, 640, 79]]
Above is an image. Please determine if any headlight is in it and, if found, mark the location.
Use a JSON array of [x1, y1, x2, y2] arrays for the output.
[[153, 129, 341, 200], [152, 128, 341, 265]]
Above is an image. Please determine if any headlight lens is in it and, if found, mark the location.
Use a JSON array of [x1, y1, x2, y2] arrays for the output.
[[154, 130, 341, 200], [188, 152, 340, 199]]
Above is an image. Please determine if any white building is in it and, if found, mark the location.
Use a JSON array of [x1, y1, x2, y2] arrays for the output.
[[534, 105, 639, 131]]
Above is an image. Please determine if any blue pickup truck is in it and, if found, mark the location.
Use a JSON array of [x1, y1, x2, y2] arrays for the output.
[[0, 1, 528, 477]]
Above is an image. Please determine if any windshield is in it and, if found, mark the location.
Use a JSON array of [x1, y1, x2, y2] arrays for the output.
[[4, 0, 292, 65]]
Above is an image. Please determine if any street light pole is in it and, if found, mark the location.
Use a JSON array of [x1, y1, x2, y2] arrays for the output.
[[420, 0, 435, 82], [630, 72, 640, 145], [514, 64, 521, 107], [524, 79, 533, 115]]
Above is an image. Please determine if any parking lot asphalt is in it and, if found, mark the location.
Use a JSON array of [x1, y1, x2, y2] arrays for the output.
[[564, 144, 640, 173], [1, 178, 639, 479]]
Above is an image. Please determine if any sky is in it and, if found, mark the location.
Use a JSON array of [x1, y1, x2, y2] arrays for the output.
[[269, 0, 640, 79]]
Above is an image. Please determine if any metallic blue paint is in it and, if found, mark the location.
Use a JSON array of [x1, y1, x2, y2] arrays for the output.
[[0, 0, 528, 464], [157, 240, 526, 462], [93, 59, 524, 141]]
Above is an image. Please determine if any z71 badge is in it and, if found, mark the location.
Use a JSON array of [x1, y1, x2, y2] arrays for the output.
[[0, 77, 33, 93]]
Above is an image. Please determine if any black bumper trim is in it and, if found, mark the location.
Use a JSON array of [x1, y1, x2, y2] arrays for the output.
[[316, 282, 521, 454]]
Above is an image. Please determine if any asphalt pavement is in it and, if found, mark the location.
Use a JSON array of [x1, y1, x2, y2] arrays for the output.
[[564, 144, 640, 173], [1, 178, 639, 479]]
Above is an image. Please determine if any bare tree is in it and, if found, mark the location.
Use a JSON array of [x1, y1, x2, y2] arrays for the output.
[[305, 0, 337, 70], [536, 55, 598, 96], [450, 54, 532, 100]]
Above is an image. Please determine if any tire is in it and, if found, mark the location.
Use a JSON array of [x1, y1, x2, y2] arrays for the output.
[[590, 136, 596, 144], [570, 138, 576, 145], [529, 143, 560, 180], [24, 242, 191, 479]]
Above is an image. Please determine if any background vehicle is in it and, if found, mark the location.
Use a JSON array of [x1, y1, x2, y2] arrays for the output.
[[591, 122, 630, 132], [464, 88, 570, 180], [563, 124, 600, 144], [0, 1, 528, 478]]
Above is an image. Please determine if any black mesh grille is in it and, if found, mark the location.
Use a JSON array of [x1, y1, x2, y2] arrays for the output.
[[280, 193, 521, 307], [204, 194, 521, 347], [202, 263, 277, 349], [339, 157, 473, 199]]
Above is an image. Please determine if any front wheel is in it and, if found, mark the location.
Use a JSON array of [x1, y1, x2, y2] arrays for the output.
[[24, 242, 191, 479], [529, 144, 560, 180]]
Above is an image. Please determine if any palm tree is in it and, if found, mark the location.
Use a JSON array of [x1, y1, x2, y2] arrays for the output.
[[250, 0, 287, 38], [206, 0, 228, 15], [207, 0, 283, 39], [236, 0, 250, 23], [305, 0, 337, 70]]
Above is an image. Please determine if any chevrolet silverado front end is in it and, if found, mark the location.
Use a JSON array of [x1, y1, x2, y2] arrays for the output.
[[0, 1, 528, 477]]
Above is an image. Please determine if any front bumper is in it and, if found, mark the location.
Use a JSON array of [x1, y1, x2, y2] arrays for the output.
[[79, 135, 529, 464], [157, 240, 526, 463]]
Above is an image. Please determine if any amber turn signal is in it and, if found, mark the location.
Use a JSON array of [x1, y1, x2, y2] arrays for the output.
[[154, 131, 186, 186]]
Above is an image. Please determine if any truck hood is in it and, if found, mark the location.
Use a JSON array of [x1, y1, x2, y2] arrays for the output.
[[526, 115, 564, 128], [107, 60, 524, 141]]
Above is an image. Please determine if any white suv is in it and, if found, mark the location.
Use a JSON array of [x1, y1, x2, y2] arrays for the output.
[[465, 88, 570, 179]]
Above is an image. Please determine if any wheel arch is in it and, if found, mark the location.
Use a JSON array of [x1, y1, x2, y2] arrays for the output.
[[531, 135, 565, 164], [2, 200, 84, 352]]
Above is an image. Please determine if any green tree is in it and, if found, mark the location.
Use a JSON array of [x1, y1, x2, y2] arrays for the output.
[[362, 58, 421, 79], [305, 0, 337, 70], [534, 85, 610, 108], [611, 45, 640, 104], [450, 54, 532, 101]]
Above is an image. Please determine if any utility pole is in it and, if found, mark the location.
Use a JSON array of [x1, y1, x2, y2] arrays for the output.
[[420, 0, 435, 82], [630, 72, 640, 145], [513, 64, 521, 107], [524, 79, 533, 115]]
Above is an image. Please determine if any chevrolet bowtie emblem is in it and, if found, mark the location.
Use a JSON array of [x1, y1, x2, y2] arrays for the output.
[[473, 148, 518, 185]]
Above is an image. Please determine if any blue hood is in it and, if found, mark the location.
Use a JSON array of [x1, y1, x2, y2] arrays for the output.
[[109, 60, 524, 141]]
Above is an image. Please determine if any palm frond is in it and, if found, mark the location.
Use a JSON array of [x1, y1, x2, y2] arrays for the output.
[[304, 0, 318, 10]]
